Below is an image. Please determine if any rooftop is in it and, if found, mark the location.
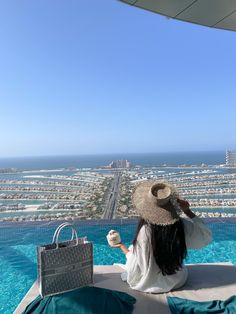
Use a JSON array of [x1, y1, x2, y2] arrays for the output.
[[120, 0, 236, 31]]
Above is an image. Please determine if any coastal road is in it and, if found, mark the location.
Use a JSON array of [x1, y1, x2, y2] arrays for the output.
[[102, 172, 121, 219]]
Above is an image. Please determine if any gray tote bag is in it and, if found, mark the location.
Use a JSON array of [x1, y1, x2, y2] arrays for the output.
[[37, 222, 93, 297]]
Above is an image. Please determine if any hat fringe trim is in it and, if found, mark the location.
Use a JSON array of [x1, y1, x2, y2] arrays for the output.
[[146, 217, 180, 226]]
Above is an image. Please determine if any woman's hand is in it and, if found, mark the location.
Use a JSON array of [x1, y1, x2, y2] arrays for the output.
[[110, 242, 129, 255], [176, 198, 190, 212], [177, 198, 196, 219], [109, 242, 122, 248]]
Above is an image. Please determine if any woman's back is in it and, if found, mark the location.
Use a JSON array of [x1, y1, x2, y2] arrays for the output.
[[123, 216, 212, 293], [133, 218, 187, 276]]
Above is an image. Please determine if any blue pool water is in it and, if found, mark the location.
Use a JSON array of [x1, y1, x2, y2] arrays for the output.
[[0, 220, 236, 314]]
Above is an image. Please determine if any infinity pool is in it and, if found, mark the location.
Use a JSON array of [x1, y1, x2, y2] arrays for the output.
[[0, 220, 236, 314]]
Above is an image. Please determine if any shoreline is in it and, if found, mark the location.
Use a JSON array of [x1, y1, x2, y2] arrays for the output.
[[1, 205, 236, 213], [1, 212, 236, 223], [2, 203, 236, 222], [1, 164, 236, 174]]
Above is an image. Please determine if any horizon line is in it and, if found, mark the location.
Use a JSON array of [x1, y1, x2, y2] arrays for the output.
[[0, 150, 228, 159]]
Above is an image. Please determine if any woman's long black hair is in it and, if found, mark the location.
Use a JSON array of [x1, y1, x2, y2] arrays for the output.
[[133, 217, 187, 276]]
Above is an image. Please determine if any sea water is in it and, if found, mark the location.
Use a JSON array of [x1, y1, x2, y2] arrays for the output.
[[0, 151, 225, 170]]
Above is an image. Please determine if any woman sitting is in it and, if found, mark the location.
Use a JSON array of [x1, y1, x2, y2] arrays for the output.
[[110, 181, 212, 293]]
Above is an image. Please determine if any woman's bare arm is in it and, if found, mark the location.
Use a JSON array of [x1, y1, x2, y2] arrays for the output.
[[111, 242, 129, 255]]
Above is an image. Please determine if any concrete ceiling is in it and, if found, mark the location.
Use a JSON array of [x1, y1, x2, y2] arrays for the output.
[[120, 0, 236, 31]]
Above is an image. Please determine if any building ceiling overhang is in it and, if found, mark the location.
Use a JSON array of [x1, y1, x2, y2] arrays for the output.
[[119, 0, 236, 31]]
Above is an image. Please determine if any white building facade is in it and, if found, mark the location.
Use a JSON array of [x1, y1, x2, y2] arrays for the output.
[[226, 150, 236, 166]]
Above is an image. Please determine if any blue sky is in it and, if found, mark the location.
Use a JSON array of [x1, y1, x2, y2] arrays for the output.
[[0, 0, 236, 157]]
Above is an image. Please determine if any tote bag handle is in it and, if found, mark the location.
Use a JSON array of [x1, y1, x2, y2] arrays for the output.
[[52, 223, 79, 248], [52, 222, 75, 243]]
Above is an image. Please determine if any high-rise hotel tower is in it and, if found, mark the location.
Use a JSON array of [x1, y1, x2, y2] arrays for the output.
[[226, 150, 236, 166]]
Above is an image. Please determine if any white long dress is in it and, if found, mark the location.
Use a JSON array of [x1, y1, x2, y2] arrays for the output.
[[121, 216, 212, 293]]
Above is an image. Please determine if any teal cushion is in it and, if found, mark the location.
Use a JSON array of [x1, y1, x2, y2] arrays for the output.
[[23, 286, 136, 314], [167, 295, 236, 314]]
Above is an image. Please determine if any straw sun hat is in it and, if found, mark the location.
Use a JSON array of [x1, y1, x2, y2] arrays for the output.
[[132, 181, 180, 226]]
